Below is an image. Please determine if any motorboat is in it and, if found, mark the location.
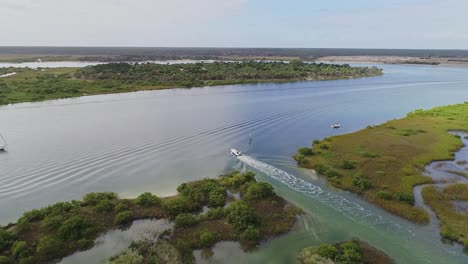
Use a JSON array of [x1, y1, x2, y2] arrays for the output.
[[0, 133, 6, 151], [230, 148, 242, 157], [331, 123, 341, 129]]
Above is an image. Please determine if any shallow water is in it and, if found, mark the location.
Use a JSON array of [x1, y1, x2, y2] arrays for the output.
[[1, 63, 468, 263]]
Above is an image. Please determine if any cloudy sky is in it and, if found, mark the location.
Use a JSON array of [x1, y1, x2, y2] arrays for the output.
[[1, 0, 467, 48]]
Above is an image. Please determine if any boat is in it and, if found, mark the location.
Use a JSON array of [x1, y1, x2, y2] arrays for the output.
[[0, 133, 6, 151], [331, 123, 341, 129], [230, 148, 242, 157]]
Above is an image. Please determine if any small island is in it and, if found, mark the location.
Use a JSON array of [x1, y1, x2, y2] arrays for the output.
[[0, 61, 383, 105], [295, 102, 468, 248], [297, 239, 394, 264], [0, 171, 302, 264]]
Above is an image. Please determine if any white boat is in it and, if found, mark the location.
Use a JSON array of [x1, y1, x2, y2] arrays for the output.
[[0, 133, 7, 151], [331, 123, 341, 129], [230, 148, 242, 157]]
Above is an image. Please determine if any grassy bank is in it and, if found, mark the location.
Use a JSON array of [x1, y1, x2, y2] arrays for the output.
[[422, 184, 468, 247], [0, 171, 302, 264], [297, 238, 394, 264], [0, 61, 382, 105], [295, 103, 468, 225]]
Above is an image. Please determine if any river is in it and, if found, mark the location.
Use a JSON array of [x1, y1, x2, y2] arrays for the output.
[[1, 63, 468, 263]]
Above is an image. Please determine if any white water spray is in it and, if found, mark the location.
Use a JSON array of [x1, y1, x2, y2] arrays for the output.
[[238, 155, 411, 234]]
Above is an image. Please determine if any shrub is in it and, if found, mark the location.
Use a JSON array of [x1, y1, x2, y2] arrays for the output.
[[36, 236, 61, 257], [240, 226, 260, 241], [313, 139, 321, 145], [395, 192, 415, 205], [174, 214, 197, 228], [325, 169, 341, 179], [200, 231, 216, 247], [83, 192, 118, 206], [244, 182, 275, 200], [21, 209, 45, 222], [163, 197, 190, 217], [0, 228, 14, 251], [340, 160, 356, 170], [376, 191, 393, 200], [313, 164, 329, 175], [294, 154, 306, 165], [115, 202, 129, 212], [94, 199, 114, 212], [352, 176, 371, 192], [206, 207, 226, 220], [136, 192, 161, 206], [58, 216, 92, 240], [338, 241, 362, 263], [226, 201, 259, 231], [41, 215, 65, 232], [208, 189, 226, 207], [115, 211, 132, 225], [320, 144, 330, 150], [11, 241, 29, 259], [316, 244, 338, 260], [298, 147, 314, 156]]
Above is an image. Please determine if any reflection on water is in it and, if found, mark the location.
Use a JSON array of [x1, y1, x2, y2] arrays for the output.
[[1, 64, 468, 263], [60, 219, 172, 264]]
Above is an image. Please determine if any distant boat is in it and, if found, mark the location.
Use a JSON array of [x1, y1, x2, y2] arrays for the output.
[[331, 123, 341, 129], [230, 148, 242, 157], [0, 133, 7, 151]]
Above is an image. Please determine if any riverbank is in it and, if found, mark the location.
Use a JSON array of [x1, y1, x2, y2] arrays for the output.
[[0, 171, 302, 264], [295, 103, 468, 231], [0, 61, 382, 106]]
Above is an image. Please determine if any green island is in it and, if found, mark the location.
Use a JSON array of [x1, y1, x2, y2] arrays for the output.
[[0, 61, 382, 105], [297, 239, 394, 264], [0, 171, 302, 264], [295, 103, 468, 247]]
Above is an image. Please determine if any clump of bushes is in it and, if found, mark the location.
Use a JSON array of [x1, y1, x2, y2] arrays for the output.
[[240, 226, 261, 241], [205, 207, 226, 220], [243, 182, 274, 200], [163, 197, 192, 218], [83, 192, 118, 206], [94, 199, 114, 213], [174, 214, 198, 228], [199, 231, 216, 248], [352, 174, 371, 192], [340, 160, 357, 170], [298, 147, 314, 156], [376, 191, 393, 200], [226, 201, 259, 231], [136, 192, 161, 206], [315, 244, 338, 260], [115, 211, 131, 225], [395, 192, 414, 205]]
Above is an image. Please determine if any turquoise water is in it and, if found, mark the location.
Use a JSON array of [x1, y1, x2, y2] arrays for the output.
[[1, 63, 468, 263]]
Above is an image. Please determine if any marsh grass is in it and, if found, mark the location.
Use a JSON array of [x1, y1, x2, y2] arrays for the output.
[[297, 103, 468, 224], [422, 184, 468, 247]]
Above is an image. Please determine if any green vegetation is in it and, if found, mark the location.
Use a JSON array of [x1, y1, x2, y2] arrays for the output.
[[422, 183, 468, 247], [0, 61, 382, 105], [0, 171, 301, 264], [296, 103, 468, 224], [297, 239, 394, 264]]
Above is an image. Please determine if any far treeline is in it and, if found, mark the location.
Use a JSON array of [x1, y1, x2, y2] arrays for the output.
[[0, 61, 382, 105]]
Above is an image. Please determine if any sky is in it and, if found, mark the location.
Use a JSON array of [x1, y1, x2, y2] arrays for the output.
[[1, 0, 467, 49]]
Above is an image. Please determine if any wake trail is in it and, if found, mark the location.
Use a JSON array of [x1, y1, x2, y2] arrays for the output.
[[238, 155, 413, 235]]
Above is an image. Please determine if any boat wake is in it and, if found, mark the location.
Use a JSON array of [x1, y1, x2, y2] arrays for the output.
[[237, 155, 411, 233]]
